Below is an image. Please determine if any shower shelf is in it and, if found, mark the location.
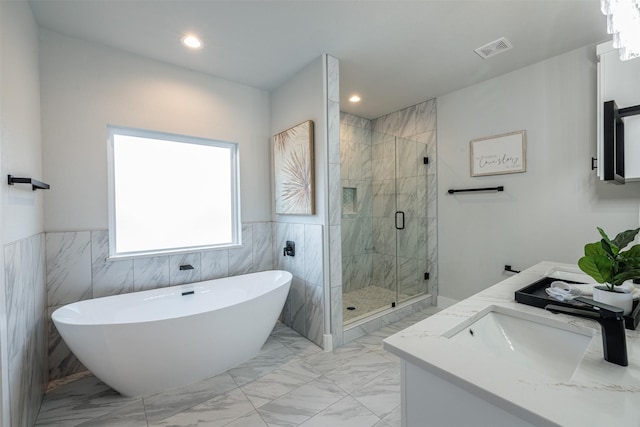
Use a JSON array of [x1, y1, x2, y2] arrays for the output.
[[7, 175, 50, 191]]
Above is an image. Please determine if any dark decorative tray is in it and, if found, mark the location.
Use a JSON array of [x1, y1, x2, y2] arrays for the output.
[[514, 276, 640, 330]]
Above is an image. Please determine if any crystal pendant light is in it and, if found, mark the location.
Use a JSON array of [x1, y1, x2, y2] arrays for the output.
[[601, 0, 640, 61]]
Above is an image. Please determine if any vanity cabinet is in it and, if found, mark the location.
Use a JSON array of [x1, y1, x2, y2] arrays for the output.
[[401, 361, 541, 427], [597, 42, 640, 182], [384, 262, 640, 427]]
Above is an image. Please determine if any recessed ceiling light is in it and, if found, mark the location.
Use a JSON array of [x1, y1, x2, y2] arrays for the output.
[[349, 95, 361, 103], [181, 35, 203, 49]]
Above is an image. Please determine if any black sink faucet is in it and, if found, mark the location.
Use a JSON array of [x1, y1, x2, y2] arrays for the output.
[[546, 296, 628, 367]]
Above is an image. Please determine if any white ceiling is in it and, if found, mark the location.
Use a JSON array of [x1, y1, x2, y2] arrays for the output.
[[28, 0, 609, 119]]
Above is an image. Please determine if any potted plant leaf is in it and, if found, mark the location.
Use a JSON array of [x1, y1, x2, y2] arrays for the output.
[[578, 227, 640, 315]]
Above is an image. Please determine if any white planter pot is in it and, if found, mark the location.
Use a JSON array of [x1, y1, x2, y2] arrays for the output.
[[593, 286, 633, 315]]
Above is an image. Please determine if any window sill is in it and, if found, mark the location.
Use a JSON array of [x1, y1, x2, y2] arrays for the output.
[[107, 243, 244, 262]]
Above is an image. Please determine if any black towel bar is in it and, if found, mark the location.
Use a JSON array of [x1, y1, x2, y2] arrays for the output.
[[447, 186, 504, 194], [7, 175, 50, 191]]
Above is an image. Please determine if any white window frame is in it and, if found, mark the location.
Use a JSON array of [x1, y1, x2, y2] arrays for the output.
[[107, 125, 241, 259]]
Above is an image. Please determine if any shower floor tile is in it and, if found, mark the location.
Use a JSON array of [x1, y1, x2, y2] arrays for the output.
[[35, 308, 440, 427], [342, 286, 411, 324]]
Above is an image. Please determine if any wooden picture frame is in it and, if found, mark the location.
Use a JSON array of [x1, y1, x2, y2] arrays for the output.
[[470, 130, 526, 176], [273, 120, 315, 215]]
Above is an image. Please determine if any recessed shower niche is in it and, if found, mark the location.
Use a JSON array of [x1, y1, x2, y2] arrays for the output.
[[342, 187, 357, 215]]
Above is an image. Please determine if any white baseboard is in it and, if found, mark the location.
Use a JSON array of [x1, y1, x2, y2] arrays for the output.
[[323, 334, 333, 352]]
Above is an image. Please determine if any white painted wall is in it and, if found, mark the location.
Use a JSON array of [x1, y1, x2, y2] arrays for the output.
[[437, 45, 640, 301], [270, 56, 327, 225], [39, 30, 271, 231], [2, 2, 44, 242], [0, 0, 44, 423]]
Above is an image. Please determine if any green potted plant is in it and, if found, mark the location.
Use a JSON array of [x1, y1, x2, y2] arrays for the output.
[[578, 227, 640, 315]]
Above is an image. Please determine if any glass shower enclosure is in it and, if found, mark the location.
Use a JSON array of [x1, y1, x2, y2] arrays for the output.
[[341, 130, 429, 324]]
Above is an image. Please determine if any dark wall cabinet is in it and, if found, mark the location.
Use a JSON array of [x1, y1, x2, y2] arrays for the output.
[[597, 42, 640, 183]]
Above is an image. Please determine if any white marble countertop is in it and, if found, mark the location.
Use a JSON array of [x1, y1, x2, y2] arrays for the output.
[[383, 261, 640, 426]]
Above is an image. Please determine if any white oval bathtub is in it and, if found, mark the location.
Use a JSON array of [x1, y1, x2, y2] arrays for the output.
[[52, 270, 292, 397]]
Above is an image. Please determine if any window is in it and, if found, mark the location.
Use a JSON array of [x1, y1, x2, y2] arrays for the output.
[[108, 125, 240, 258]]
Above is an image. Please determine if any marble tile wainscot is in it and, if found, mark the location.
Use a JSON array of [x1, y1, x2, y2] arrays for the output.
[[3, 233, 47, 427], [273, 222, 325, 348]]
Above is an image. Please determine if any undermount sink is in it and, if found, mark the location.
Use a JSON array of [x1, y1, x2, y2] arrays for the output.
[[444, 306, 594, 381]]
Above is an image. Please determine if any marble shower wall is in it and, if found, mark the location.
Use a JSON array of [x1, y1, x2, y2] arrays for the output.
[[371, 99, 438, 298], [46, 222, 274, 380], [340, 113, 373, 294], [3, 233, 47, 427], [273, 223, 324, 347]]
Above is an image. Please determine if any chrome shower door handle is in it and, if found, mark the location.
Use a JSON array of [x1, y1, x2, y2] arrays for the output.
[[395, 211, 405, 230]]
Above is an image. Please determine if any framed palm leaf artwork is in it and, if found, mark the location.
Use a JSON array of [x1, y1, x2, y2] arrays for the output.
[[273, 120, 315, 215]]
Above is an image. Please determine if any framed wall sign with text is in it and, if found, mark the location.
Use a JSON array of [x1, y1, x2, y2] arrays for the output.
[[470, 130, 526, 177]]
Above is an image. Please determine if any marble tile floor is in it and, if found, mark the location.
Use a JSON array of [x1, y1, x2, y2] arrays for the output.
[[342, 286, 411, 324], [35, 307, 441, 427]]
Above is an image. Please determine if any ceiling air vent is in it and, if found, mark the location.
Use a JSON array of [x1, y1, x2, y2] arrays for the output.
[[474, 37, 513, 59]]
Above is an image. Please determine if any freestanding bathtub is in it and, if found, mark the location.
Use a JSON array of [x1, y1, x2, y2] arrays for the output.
[[52, 270, 292, 397]]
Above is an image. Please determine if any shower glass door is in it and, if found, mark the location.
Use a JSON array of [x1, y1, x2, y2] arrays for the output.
[[342, 129, 428, 325], [394, 136, 428, 303], [371, 133, 428, 307]]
